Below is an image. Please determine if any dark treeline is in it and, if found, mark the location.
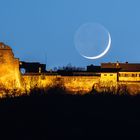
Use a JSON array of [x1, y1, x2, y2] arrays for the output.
[[0, 87, 140, 139]]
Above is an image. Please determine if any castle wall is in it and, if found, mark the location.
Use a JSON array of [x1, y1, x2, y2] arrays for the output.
[[22, 75, 59, 91], [0, 43, 21, 89], [21, 73, 140, 94], [62, 76, 99, 93], [1, 42, 140, 96], [22, 75, 100, 93], [118, 82, 140, 94]]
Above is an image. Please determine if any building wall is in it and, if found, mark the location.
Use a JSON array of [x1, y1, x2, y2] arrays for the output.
[[100, 73, 118, 86], [99, 72, 140, 94], [119, 72, 140, 82], [100, 72, 140, 83]]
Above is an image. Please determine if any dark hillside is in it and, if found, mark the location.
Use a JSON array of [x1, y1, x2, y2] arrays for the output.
[[0, 88, 140, 139]]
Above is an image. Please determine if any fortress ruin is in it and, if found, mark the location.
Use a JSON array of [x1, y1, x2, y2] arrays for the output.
[[0, 43, 21, 91], [0, 42, 140, 96]]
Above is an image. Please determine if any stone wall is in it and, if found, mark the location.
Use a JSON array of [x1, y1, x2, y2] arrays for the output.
[[62, 76, 99, 93], [118, 82, 140, 95], [0, 43, 21, 90], [22, 75, 100, 93]]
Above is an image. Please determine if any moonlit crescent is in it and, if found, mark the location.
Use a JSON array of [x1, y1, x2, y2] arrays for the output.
[[81, 32, 111, 60]]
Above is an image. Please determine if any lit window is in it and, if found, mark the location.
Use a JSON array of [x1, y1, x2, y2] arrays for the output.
[[125, 74, 129, 77], [132, 74, 136, 77]]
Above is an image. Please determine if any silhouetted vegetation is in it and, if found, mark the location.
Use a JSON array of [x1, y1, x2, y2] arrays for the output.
[[0, 87, 140, 139]]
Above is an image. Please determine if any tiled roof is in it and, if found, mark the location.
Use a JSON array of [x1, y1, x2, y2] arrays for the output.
[[101, 63, 140, 72]]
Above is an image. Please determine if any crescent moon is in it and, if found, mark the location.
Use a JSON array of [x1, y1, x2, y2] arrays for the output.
[[81, 32, 111, 60]]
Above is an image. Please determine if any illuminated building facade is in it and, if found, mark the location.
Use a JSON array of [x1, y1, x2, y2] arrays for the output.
[[101, 62, 140, 82]]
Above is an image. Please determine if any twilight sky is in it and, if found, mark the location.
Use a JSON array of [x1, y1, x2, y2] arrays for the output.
[[0, 0, 140, 69]]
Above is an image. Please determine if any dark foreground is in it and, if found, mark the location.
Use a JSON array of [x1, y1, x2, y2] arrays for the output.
[[0, 88, 140, 139]]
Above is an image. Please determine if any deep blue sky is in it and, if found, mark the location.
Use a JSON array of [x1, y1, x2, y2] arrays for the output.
[[0, 0, 139, 69]]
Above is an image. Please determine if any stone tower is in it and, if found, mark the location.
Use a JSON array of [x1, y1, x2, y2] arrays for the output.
[[0, 42, 21, 89]]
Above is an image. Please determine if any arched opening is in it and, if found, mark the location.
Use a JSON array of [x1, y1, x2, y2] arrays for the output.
[[20, 68, 26, 74]]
